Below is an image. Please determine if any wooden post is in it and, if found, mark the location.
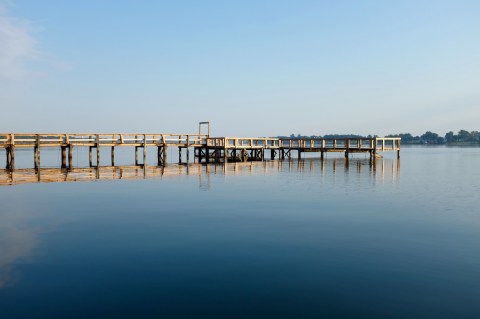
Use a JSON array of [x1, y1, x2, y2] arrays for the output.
[[345, 139, 350, 158], [34, 146, 38, 168], [68, 146, 73, 168], [143, 134, 147, 165], [111, 146, 115, 166], [9, 147, 15, 169], [89, 146, 93, 167], [35, 134, 40, 168], [163, 145, 168, 164], [8, 134, 15, 169], [5, 147, 10, 168], [135, 146, 139, 165], [61, 146, 67, 168], [96, 134, 100, 167], [196, 147, 201, 163], [178, 147, 182, 163], [397, 139, 401, 159]]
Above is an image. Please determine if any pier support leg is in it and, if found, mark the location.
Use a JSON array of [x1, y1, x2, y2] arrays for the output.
[[298, 150, 302, 160], [61, 146, 67, 168], [34, 146, 38, 168], [397, 150, 400, 159], [96, 146, 100, 167], [89, 146, 93, 167], [178, 147, 182, 164], [5, 147, 10, 169], [157, 146, 167, 166], [345, 151, 349, 159], [68, 146, 73, 168], [143, 146, 147, 165], [163, 145, 168, 165], [321, 151, 324, 160], [111, 146, 115, 166], [186, 148, 190, 163], [9, 147, 15, 169]]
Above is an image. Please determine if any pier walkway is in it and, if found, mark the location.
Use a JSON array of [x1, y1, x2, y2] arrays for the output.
[[0, 129, 400, 169]]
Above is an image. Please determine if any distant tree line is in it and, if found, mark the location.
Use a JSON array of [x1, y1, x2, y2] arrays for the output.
[[386, 130, 480, 145], [278, 130, 479, 145]]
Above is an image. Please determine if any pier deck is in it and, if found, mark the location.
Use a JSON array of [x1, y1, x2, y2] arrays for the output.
[[0, 132, 400, 169]]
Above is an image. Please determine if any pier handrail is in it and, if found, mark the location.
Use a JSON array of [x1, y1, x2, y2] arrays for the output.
[[375, 137, 401, 151], [207, 137, 280, 148], [0, 133, 208, 147], [278, 137, 376, 149]]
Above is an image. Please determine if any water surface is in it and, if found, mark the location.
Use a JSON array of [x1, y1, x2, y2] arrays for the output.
[[0, 147, 479, 318]]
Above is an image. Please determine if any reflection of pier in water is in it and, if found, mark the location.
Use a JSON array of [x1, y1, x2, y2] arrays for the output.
[[0, 159, 400, 187]]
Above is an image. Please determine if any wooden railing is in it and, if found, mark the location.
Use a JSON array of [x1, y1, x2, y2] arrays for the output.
[[277, 137, 401, 151], [375, 137, 401, 151], [279, 138, 375, 149], [0, 133, 207, 147], [206, 137, 281, 148]]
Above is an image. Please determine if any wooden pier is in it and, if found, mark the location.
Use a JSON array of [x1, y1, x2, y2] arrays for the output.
[[0, 127, 400, 169], [0, 133, 206, 169], [197, 136, 400, 163]]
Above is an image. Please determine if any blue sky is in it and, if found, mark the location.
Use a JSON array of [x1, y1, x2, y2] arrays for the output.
[[1, 0, 479, 136]]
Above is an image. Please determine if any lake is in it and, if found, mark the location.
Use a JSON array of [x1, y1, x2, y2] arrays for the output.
[[0, 146, 479, 318]]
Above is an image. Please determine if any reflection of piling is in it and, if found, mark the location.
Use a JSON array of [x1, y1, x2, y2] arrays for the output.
[[0, 158, 401, 187]]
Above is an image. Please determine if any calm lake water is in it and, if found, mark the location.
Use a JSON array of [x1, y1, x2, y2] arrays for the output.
[[0, 147, 479, 318]]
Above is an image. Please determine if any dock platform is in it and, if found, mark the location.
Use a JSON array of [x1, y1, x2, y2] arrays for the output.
[[0, 131, 400, 169]]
